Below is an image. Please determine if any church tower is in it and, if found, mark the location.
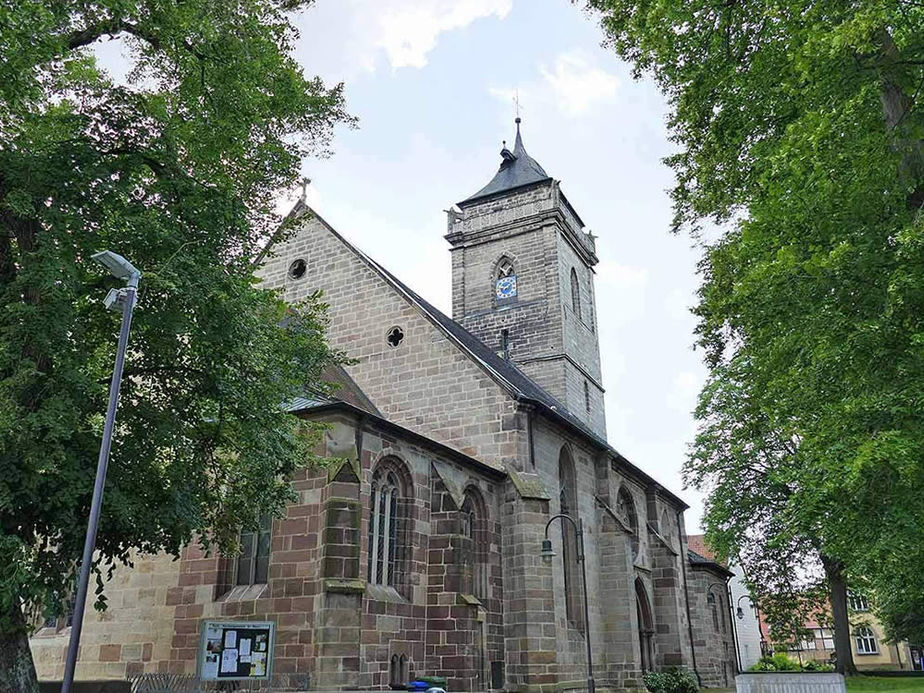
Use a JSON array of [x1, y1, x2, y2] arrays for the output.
[[446, 119, 606, 437]]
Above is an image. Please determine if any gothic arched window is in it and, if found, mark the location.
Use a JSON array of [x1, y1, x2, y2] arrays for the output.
[[570, 267, 581, 320], [559, 447, 584, 631], [635, 578, 654, 673], [494, 257, 518, 303], [617, 486, 639, 561], [461, 487, 489, 600], [708, 592, 719, 631], [368, 459, 410, 591]]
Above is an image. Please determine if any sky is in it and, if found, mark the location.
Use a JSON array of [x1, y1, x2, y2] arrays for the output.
[[98, 0, 710, 531]]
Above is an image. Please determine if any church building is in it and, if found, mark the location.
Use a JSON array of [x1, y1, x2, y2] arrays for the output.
[[30, 121, 737, 691]]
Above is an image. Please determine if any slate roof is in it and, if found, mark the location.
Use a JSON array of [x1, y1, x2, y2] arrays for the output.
[[687, 548, 734, 577], [460, 119, 552, 205], [286, 394, 506, 481]]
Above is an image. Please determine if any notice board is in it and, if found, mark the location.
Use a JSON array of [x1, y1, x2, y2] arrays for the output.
[[198, 619, 276, 681]]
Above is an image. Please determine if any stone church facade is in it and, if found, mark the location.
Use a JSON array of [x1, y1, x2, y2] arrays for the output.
[[31, 122, 737, 690]]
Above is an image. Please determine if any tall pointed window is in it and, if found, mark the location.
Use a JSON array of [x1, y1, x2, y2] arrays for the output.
[[708, 592, 719, 631], [495, 257, 518, 304], [570, 268, 581, 320], [617, 486, 639, 561], [462, 488, 489, 600], [559, 447, 584, 631], [636, 579, 654, 673], [368, 459, 410, 590]]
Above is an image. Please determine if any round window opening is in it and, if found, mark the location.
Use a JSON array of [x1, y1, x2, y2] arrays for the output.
[[288, 258, 307, 279], [386, 326, 405, 348]]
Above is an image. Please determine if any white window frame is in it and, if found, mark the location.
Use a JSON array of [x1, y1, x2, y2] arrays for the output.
[[855, 627, 878, 655], [848, 592, 870, 612]]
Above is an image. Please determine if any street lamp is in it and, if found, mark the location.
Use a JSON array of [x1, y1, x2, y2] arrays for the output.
[[540, 514, 595, 693], [736, 595, 753, 620], [62, 251, 141, 693]]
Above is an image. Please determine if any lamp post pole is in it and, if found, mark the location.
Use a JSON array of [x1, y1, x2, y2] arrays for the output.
[[541, 514, 595, 693], [62, 252, 140, 693]]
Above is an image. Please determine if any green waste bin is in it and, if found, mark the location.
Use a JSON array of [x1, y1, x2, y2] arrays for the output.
[[414, 676, 448, 690]]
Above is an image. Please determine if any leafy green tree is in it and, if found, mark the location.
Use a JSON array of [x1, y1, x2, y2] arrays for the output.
[[586, 0, 924, 671], [0, 0, 351, 687]]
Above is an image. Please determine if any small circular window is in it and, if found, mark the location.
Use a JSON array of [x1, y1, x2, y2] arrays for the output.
[[386, 326, 405, 348], [288, 258, 307, 279]]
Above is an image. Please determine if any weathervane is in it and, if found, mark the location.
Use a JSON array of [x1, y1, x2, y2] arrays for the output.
[[513, 89, 523, 123]]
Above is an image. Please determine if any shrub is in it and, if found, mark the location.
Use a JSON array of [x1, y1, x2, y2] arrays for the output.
[[801, 660, 834, 672], [748, 654, 833, 672], [643, 667, 699, 693], [771, 653, 801, 671]]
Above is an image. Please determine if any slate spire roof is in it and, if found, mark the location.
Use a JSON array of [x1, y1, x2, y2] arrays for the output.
[[460, 118, 552, 205]]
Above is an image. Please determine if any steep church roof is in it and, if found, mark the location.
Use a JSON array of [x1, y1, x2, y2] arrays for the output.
[[460, 118, 552, 205]]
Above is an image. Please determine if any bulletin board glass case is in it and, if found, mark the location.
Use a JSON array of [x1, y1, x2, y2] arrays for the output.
[[198, 619, 276, 681]]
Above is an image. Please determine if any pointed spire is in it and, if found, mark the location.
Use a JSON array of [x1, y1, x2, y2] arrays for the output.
[[459, 118, 551, 205]]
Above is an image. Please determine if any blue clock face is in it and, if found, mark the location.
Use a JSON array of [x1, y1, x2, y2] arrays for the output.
[[495, 275, 517, 299]]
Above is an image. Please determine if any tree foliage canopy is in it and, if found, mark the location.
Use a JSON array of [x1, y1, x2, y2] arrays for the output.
[[587, 0, 924, 647], [0, 0, 351, 656]]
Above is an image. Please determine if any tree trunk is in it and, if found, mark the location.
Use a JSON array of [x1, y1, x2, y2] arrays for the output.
[[821, 554, 857, 676], [876, 28, 924, 209], [0, 602, 40, 693]]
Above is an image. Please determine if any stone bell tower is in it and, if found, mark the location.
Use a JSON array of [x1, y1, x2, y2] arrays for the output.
[[445, 119, 606, 437]]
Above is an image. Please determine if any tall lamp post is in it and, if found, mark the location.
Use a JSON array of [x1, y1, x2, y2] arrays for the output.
[[62, 251, 141, 693], [540, 514, 595, 693]]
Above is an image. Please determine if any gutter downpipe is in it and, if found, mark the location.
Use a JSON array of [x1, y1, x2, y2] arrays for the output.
[[527, 405, 536, 469], [677, 509, 702, 687]]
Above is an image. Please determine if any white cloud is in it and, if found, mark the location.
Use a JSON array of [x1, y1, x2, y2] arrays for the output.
[[376, 0, 512, 69], [541, 50, 620, 116], [295, 0, 511, 78], [489, 49, 620, 120]]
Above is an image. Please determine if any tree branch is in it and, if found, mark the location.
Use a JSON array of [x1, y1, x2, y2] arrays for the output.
[[67, 18, 206, 60]]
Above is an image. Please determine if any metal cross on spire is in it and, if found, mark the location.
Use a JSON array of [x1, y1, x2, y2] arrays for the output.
[[513, 89, 523, 122], [299, 176, 311, 203]]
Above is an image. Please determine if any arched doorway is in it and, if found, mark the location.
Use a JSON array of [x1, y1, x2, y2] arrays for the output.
[[635, 578, 655, 673]]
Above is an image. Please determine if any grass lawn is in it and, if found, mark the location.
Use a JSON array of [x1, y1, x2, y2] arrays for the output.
[[847, 676, 924, 692]]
